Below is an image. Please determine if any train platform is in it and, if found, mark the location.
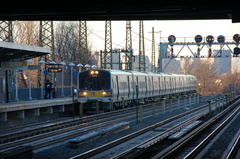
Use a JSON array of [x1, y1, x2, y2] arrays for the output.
[[0, 97, 77, 122]]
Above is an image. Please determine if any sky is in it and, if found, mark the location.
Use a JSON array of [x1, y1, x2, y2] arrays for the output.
[[87, 20, 240, 58]]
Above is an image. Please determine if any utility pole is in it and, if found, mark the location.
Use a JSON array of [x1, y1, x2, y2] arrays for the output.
[[39, 21, 55, 62], [138, 20, 146, 72], [148, 27, 161, 72], [125, 20, 133, 70], [101, 20, 112, 69], [151, 27, 156, 72], [39, 21, 55, 91], [126, 21, 132, 49], [0, 21, 13, 42], [79, 21, 88, 65]]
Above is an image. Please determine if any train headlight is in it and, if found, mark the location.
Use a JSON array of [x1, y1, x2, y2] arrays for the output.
[[80, 91, 88, 97], [90, 71, 94, 75], [102, 91, 111, 96], [95, 71, 99, 74]]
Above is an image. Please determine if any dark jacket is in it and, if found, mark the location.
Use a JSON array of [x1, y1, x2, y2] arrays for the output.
[[45, 81, 53, 91]]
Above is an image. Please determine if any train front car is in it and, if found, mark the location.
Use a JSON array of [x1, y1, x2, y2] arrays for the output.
[[78, 69, 111, 113]]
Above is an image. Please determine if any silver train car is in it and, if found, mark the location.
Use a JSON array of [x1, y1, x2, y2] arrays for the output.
[[77, 69, 196, 111]]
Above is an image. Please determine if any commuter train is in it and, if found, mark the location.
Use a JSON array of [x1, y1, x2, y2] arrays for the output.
[[77, 69, 196, 112]]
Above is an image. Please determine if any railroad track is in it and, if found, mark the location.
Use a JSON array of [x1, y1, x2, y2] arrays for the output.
[[69, 94, 235, 159], [0, 95, 217, 158], [0, 95, 208, 154], [0, 95, 208, 144], [70, 101, 212, 158], [0, 95, 213, 145], [148, 96, 240, 159]]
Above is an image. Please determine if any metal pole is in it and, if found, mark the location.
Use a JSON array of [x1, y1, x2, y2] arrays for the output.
[[51, 70, 55, 99], [152, 101, 156, 118], [170, 97, 173, 112], [28, 70, 32, 100], [40, 65, 44, 99], [162, 98, 166, 115], [96, 100, 99, 113], [70, 66, 73, 96], [15, 70, 19, 101], [136, 103, 139, 124], [208, 100, 212, 115], [79, 102, 84, 117], [61, 66, 64, 97], [72, 86, 75, 119], [177, 96, 180, 109]]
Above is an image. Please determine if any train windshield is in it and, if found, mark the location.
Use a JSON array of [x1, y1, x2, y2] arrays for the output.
[[79, 70, 110, 90]]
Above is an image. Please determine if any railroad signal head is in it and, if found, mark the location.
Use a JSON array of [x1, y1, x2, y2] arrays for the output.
[[168, 35, 176, 43], [217, 35, 225, 43], [195, 35, 203, 43], [233, 34, 240, 43], [206, 35, 214, 44]]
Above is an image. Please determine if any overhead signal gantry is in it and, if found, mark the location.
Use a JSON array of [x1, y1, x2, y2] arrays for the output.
[[159, 34, 240, 72]]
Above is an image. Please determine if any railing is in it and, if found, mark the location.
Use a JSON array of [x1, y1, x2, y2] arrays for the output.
[[9, 87, 73, 101]]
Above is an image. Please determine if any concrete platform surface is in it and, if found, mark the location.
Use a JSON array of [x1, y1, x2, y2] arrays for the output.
[[0, 98, 76, 113]]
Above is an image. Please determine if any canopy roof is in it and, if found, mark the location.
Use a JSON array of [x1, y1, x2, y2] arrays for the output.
[[0, 41, 50, 61]]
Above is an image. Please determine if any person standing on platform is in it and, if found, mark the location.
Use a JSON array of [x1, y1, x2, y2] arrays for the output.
[[45, 79, 53, 99]]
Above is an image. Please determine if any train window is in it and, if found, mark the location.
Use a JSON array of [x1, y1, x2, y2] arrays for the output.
[[79, 71, 110, 90], [79, 78, 89, 89]]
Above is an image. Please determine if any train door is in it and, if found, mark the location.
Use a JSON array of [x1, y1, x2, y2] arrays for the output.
[[116, 76, 119, 100], [112, 76, 119, 101], [145, 77, 148, 96], [131, 73, 135, 100], [163, 77, 166, 94], [147, 76, 152, 97], [136, 76, 139, 99], [127, 76, 130, 99], [172, 77, 175, 94]]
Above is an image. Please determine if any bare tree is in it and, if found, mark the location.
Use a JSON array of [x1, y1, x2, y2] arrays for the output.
[[55, 21, 79, 86], [55, 21, 79, 63], [14, 21, 39, 46], [180, 58, 220, 95], [220, 69, 240, 94], [13, 21, 39, 88]]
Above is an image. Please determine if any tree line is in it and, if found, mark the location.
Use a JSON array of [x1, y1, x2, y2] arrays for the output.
[[12, 21, 92, 89], [180, 58, 240, 95]]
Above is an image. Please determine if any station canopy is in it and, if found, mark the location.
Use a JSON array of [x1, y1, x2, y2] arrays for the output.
[[0, 41, 50, 61]]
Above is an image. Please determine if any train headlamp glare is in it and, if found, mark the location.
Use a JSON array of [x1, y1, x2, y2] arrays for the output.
[[90, 71, 94, 74], [83, 92, 87, 96], [102, 91, 111, 96], [95, 71, 99, 74]]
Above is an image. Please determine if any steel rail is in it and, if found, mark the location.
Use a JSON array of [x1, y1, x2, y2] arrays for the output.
[[0, 96, 188, 152], [0, 95, 207, 144], [183, 105, 240, 159], [70, 102, 210, 159], [226, 134, 240, 159], [150, 97, 240, 159], [0, 95, 213, 158]]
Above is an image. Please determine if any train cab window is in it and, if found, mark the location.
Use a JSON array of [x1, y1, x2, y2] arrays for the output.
[[79, 70, 110, 90]]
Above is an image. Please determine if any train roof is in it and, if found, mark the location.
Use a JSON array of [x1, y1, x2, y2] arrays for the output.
[[81, 69, 196, 78]]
